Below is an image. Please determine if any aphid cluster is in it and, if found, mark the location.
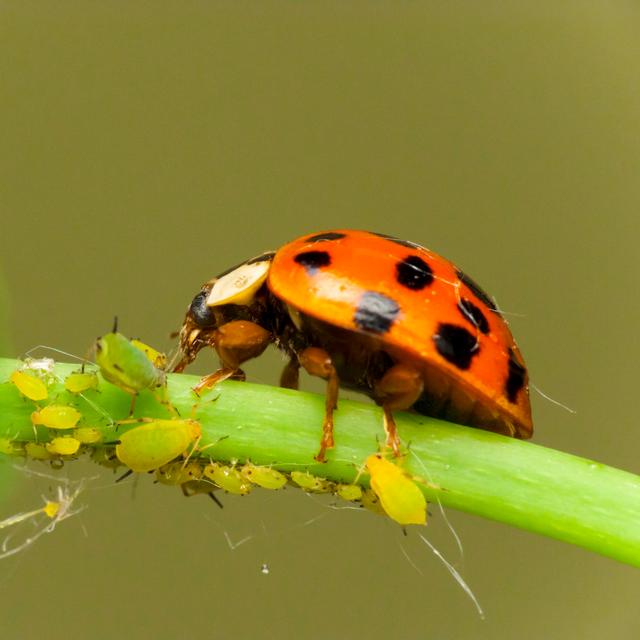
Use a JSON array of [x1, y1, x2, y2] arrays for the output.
[[4, 357, 104, 465]]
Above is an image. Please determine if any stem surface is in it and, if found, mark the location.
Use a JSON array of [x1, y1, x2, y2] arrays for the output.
[[0, 357, 639, 567]]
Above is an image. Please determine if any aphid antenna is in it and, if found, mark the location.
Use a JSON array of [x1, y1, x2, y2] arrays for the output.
[[418, 533, 485, 619], [531, 382, 576, 414], [23, 345, 95, 367], [397, 538, 424, 576], [112, 316, 119, 334], [409, 449, 465, 564]]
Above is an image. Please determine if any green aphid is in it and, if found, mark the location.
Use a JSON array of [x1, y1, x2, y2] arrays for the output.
[[94, 319, 172, 415]]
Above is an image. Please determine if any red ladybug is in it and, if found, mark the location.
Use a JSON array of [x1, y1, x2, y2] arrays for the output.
[[174, 230, 532, 461]]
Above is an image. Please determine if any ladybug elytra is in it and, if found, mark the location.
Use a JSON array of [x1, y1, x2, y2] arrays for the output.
[[174, 230, 532, 461]]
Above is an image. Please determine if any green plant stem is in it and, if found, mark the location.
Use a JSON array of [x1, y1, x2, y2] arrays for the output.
[[1, 357, 639, 567]]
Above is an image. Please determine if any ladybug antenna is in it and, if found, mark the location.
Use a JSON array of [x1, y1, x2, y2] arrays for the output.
[[112, 316, 119, 334]]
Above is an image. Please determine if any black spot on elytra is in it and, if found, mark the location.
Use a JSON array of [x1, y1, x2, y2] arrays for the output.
[[395, 255, 434, 291], [455, 269, 499, 314], [370, 231, 424, 250], [353, 291, 400, 334], [247, 251, 275, 264], [190, 288, 216, 327], [294, 250, 331, 274], [457, 298, 490, 334], [506, 348, 526, 403], [433, 323, 479, 370], [305, 232, 347, 243]]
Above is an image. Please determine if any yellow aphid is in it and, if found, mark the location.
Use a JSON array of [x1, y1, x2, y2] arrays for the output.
[[43, 502, 60, 518], [156, 460, 204, 486], [366, 454, 427, 526], [73, 427, 102, 444], [203, 463, 252, 495], [240, 463, 287, 490], [0, 438, 24, 456], [90, 446, 120, 469], [64, 371, 99, 394], [181, 480, 218, 498], [130, 340, 168, 369], [25, 442, 53, 460], [336, 483, 363, 502], [289, 470, 334, 493], [31, 405, 81, 430], [46, 437, 81, 456], [10, 370, 48, 402], [360, 488, 386, 516], [115, 418, 201, 473]]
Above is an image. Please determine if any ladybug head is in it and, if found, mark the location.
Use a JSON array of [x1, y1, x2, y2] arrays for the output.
[[173, 252, 275, 372]]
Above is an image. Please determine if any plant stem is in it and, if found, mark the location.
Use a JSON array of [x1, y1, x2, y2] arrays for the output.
[[0, 357, 639, 568]]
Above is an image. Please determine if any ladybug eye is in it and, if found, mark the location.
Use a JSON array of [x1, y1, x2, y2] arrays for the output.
[[190, 290, 216, 327]]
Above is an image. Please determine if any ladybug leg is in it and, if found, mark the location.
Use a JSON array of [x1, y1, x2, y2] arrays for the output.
[[298, 347, 339, 462], [280, 357, 300, 390], [192, 320, 271, 394], [373, 364, 424, 456]]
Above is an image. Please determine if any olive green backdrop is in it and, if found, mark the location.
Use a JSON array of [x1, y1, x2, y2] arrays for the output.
[[1, 2, 639, 639]]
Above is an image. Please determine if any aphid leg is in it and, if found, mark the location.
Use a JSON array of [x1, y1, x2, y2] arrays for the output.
[[128, 392, 138, 417], [207, 492, 224, 509], [279, 357, 300, 390], [298, 347, 339, 462], [374, 364, 424, 456]]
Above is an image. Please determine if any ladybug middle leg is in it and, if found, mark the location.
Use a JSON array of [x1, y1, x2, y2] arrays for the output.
[[373, 364, 424, 456], [192, 320, 271, 395], [298, 347, 339, 462]]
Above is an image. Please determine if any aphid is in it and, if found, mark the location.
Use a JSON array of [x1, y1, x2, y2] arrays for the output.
[[289, 470, 334, 493], [90, 446, 120, 470], [336, 483, 363, 502], [31, 405, 81, 430], [46, 437, 81, 456], [203, 463, 252, 495], [73, 427, 103, 444], [240, 462, 287, 490], [156, 460, 204, 486], [10, 370, 48, 402], [0, 438, 24, 456], [360, 488, 386, 517], [94, 320, 172, 415], [130, 339, 168, 369], [115, 418, 201, 473], [64, 370, 99, 394], [25, 442, 53, 460], [175, 230, 532, 462], [366, 453, 426, 526]]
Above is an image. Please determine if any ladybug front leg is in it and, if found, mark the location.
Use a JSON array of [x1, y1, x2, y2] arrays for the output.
[[373, 364, 424, 456], [298, 347, 339, 462], [193, 320, 271, 394]]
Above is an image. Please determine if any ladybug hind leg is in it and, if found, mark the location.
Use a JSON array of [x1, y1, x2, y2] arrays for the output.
[[298, 347, 339, 462], [193, 320, 271, 395], [373, 364, 424, 456]]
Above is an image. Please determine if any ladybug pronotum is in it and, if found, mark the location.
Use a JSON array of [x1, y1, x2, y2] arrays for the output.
[[174, 230, 532, 461]]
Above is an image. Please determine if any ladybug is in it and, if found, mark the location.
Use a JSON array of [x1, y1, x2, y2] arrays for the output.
[[174, 230, 532, 461]]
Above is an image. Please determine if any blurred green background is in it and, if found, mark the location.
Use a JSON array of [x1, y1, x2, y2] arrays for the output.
[[1, 2, 639, 638]]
